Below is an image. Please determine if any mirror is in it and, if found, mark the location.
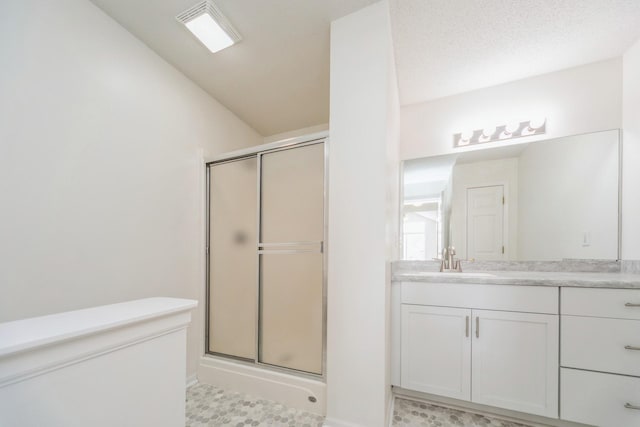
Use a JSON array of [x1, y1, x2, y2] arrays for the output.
[[401, 130, 620, 261]]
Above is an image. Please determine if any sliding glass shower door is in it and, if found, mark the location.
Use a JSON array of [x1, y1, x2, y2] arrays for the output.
[[208, 157, 257, 360], [207, 141, 325, 375], [259, 143, 324, 374]]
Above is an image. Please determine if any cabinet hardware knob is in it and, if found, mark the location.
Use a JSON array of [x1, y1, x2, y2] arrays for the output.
[[625, 345, 640, 351], [625, 303, 640, 307], [625, 403, 640, 410]]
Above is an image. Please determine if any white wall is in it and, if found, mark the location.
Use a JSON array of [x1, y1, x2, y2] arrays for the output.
[[327, 0, 399, 425], [0, 0, 262, 379], [623, 38, 640, 259], [384, 13, 401, 420], [401, 59, 622, 160], [518, 131, 619, 260]]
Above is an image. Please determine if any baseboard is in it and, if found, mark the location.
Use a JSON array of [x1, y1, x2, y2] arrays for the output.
[[386, 393, 395, 427], [322, 397, 393, 427], [393, 387, 588, 427], [186, 373, 198, 388], [198, 355, 326, 415], [322, 417, 366, 427]]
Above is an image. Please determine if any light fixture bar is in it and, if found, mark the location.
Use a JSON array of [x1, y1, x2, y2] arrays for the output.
[[453, 118, 546, 148], [176, 0, 242, 54]]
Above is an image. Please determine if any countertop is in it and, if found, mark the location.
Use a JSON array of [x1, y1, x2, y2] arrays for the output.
[[392, 270, 640, 289]]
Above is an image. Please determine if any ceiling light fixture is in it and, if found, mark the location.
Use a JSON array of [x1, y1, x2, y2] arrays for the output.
[[453, 118, 546, 148], [176, 0, 242, 54]]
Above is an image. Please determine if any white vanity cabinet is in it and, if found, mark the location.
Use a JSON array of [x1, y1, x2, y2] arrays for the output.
[[398, 282, 559, 418], [560, 287, 640, 427], [471, 310, 558, 417], [401, 305, 471, 400]]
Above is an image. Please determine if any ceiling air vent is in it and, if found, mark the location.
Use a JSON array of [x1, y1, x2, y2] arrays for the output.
[[176, 0, 242, 53]]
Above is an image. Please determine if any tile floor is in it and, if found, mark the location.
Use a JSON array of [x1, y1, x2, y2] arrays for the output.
[[185, 383, 535, 427], [392, 397, 533, 427], [185, 383, 324, 427]]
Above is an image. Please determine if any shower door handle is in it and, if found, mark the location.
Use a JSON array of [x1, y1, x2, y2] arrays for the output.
[[258, 241, 323, 254]]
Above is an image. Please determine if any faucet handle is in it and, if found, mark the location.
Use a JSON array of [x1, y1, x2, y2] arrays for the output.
[[448, 246, 456, 256]]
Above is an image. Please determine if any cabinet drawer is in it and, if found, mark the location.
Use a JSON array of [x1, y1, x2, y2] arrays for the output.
[[562, 287, 640, 320], [561, 368, 640, 427], [401, 282, 558, 314], [562, 316, 640, 377]]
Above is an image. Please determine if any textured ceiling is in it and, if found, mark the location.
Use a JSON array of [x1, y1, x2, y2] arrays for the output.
[[90, 0, 377, 136], [389, 0, 640, 106]]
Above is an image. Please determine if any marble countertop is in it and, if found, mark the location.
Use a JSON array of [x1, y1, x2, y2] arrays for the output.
[[392, 270, 640, 289]]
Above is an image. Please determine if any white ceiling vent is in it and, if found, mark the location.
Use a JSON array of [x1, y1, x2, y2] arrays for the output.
[[176, 0, 242, 53]]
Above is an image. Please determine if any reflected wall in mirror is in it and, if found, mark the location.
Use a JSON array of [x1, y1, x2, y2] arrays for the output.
[[402, 130, 620, 261]]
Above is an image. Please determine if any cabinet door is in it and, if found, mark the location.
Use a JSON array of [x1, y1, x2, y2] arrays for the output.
[[471, 310, 558, 418], [401, 305, 471, 400]]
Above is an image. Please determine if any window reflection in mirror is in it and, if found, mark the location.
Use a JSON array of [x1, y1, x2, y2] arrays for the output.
[[403, 199, 441, 260], [401, 130, 620, 262], [402, 155, 456, 260]]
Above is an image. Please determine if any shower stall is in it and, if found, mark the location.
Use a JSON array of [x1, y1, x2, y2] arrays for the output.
[[205, 137, 326, 378]]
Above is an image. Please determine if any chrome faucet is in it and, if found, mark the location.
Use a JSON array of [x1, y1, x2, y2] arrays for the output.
[[439, 246, 462, 272]]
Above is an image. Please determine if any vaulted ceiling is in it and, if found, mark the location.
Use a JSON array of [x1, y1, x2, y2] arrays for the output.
[[91, 0, 640, 137], [89, 0, 377, 137]]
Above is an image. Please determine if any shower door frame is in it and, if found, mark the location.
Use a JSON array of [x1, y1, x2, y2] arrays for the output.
[[205, 133, 328, 380]]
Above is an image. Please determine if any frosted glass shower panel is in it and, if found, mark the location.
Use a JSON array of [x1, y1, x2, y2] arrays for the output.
[[258, 142, 325, 374], [208, 157, 257, 360], [260, 252, 323, 374], [260, 143, 324, 243]]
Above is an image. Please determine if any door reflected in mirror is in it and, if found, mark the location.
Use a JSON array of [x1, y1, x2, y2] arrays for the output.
[[401, 129, 620, 261]]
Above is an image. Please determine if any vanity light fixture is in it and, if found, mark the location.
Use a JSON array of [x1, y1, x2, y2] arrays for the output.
[[176, 0, 242, 54], [453, 118, 546, 148]]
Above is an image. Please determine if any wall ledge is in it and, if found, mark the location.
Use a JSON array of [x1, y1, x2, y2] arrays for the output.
[[0, 298, 197, 387]]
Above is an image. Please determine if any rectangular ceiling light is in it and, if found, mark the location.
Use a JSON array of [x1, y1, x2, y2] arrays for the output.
[[176, 1, 242, 54]]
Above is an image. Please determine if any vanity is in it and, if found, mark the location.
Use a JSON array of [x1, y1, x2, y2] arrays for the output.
[[391, 269, 640, 427], [399, 280, 558, 416], [396, 128, 639, 427]]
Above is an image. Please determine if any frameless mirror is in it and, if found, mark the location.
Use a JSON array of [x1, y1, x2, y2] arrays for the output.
[[401, 130, 620, 261]]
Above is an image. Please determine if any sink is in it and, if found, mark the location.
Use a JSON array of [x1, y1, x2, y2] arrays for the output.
[[412, 271, 497, 278]]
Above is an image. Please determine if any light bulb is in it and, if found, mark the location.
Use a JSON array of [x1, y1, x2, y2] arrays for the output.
[[529, 117, 546, 130], [482, 127, 496, 139], [505, 121, 520, 134], [461, 130, 473, 142]]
